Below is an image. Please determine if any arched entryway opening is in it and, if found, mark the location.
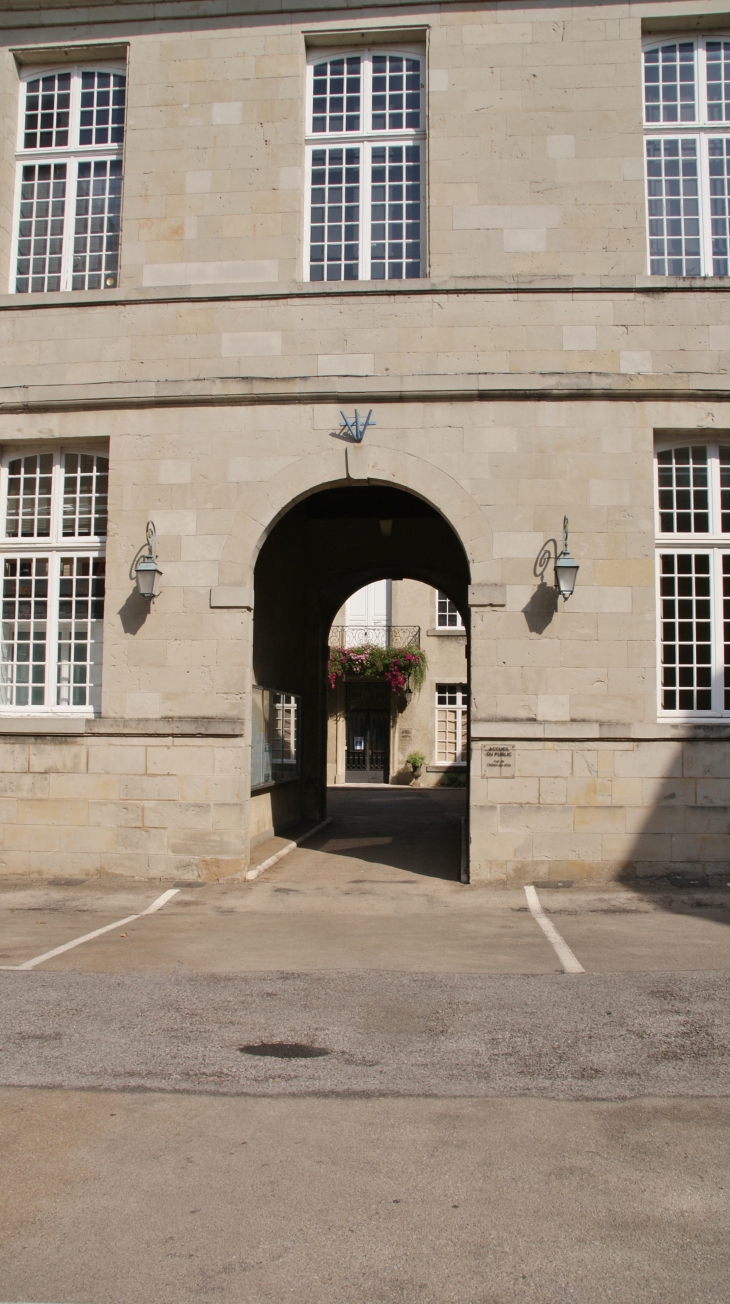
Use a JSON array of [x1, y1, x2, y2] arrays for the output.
[[251, 481, 471, 878]]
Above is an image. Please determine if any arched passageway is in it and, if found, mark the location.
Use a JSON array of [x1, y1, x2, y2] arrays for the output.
[[251, 483, 471, 875]]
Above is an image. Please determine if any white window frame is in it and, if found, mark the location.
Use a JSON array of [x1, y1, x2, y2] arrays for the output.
[[435, 682, 468, 764], [0, 445, 107, 714], [11, 63, 126, 294], [643, 35, 730, 276], [304, 46, 427, 282], [655, 439, 730, 718], [436, 590, 464, 629]]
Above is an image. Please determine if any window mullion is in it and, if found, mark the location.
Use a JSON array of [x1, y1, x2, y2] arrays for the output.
[[699, 133, 712, 275], [361, 140, 370, 280], [713, 549, 723, 714], [46, 551, 60, 709], [61, 156, 78, 292]]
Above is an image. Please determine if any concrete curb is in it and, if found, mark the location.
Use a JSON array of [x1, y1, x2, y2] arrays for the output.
[[244, 817, 333, 881]]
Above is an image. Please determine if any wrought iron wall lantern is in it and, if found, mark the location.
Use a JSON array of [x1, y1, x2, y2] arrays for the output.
[[536, 517, 579, 601], [135, 521, 163, 601], [554, 516, 579, 600]]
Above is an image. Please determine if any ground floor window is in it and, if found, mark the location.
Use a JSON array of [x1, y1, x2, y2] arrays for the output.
[[436, 683, 467, 763], [0, 446, 107, 712], [251, 686, 301, 789], [658, 550, 730, 713]]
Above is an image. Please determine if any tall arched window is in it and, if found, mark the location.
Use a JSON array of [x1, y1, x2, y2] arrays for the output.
[[13, 65, 126, 293], [643, 37, 730, 276], [655, 441, 730, 715], [305, 48, 426, 282]]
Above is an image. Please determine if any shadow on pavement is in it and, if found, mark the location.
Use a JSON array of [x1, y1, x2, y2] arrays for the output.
[[317, 786, 466, 882]]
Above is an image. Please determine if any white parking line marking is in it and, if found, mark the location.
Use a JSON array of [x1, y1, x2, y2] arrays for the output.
[[0, 889, 180, 971], [524, 885, 585, 974]]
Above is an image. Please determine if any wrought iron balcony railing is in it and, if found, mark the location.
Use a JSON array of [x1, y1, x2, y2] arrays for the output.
[[329, 625, 420, 649]]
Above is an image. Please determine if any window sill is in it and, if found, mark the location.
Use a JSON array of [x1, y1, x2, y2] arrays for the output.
[[426, 627, 466, 637], [251, 775, 301, 794], [426, 763, 467, 772]]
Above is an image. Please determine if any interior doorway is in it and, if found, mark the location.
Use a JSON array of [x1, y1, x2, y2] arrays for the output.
[[345, 680, 390, 782]]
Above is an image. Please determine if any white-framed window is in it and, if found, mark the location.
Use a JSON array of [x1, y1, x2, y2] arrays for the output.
[[304, 48, 426, 282], [0, 447, 108, 712], [643, 36, 730, 275], [655, 441, 730, 715], [12, 64, 126, 293], [251, 687, 301, 788], [436, 591, 464, 629], [436, 683, 467, 763]]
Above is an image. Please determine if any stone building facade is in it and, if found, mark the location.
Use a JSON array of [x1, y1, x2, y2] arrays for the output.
[[326, 580, 468, 790], [0, 0, 729, 883]]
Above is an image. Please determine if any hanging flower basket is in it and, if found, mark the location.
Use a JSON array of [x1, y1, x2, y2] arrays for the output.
[[327, 643, 427, 693]]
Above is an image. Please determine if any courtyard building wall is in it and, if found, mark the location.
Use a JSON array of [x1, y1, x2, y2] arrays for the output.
[[0, 0, 728, 883]]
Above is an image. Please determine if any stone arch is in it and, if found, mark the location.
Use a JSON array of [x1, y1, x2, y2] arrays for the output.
[[218, 442, 492, 587]]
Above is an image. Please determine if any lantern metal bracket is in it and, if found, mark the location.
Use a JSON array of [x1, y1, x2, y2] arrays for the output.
[[134, 520, 163, 602]]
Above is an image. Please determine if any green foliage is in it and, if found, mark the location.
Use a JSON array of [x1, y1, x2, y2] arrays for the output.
[[406, 751, 426, 771], [328, 643, 427, 693]]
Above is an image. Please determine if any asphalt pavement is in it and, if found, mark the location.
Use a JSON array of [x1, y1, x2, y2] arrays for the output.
[[1, 786, 729, 1303]]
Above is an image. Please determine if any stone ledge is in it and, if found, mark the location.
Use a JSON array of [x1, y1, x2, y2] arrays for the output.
[[472, 721, 730, 742], [0, 716, 244, 738], [426, 763, 467, 772], [4, 371, 730, 414], [210, 586, 253, 610], [426, 627, 466, 637]]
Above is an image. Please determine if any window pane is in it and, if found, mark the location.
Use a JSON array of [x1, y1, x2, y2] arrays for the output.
[[372, 54, 422, 131], [643, 42, 696, 124], [0, 557, 48, 707], [437, 592, 462, 627], [656, 446, 709, 533], [23, 72, 71, 149], [272, 692, 299, 781], [56, 556, 105, 709], [720, 447, 730, 532], [371, 143, 422, 280], [71, 158, 123, 290], [5, 453, 54, 539], [646, 138, 701, 276], [311, 56, 361, 133], [15, 163, 67, 294], [659, 553, 712, 711], [251, 687, 272, 788], [79, 70, 126, 146], [708, 138, 730, 276], [62, 451, 109, 537], [706, 40, 730, 122], [309, 146, 360, 281]]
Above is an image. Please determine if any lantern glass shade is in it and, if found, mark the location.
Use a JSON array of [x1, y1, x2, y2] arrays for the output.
[[555, 551, 579, 600], [135, 556, 163, 600]]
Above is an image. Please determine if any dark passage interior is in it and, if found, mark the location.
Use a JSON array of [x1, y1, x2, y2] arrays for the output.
[[252, 482, 471, 855]]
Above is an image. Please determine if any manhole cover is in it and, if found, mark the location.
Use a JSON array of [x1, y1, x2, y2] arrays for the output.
[[239, 1042, 331, 1059]]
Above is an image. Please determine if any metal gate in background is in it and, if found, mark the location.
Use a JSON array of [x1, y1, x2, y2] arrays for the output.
[[345, 680, 390, 783]]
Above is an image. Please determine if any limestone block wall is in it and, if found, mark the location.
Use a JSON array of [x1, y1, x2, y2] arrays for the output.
[[470, 730, 730, 884], [0, 0, 650, 288], [0, 725, 245, 880]]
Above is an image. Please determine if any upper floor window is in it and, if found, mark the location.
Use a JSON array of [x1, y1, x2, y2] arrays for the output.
[[13, 65, 126, 294], [305, 48, 426, 282], [435, 684, 467, 763], [0, 448, 107, 712], [436, 591, 464, 629], [643, 37, 730, 275], [655, 442, 730, 716]]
